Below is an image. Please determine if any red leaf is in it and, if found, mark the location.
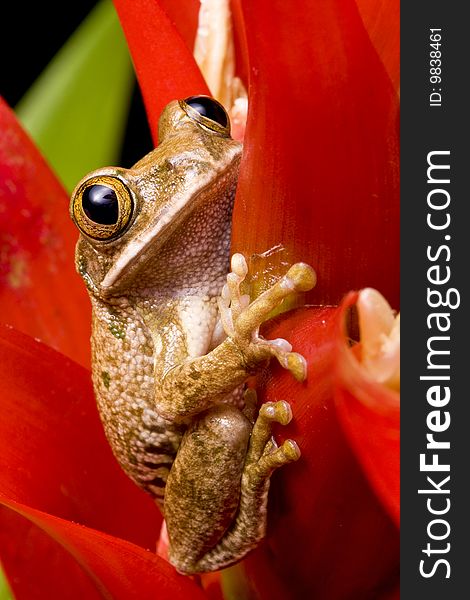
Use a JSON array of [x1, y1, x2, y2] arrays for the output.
[[0, 99, 91, 367], [0, 509, 105, 600], [0, 325, 211, 597], [232, 0, 399, 308], [334, 292, 400, 525], [157, 0, 201, 51], [239, 307, 399, 599], [229, 0, 250, 88], [0, 499, 207, 600], [354, 0, 400, 93], [113, 0, 209, 142], [0, 325, 161, 548]]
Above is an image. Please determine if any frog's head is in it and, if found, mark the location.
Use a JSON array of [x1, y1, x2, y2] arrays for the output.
[[70, 96, 242, 299]]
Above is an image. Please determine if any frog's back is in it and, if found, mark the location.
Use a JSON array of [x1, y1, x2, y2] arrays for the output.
[[90, 296, 184, 501]]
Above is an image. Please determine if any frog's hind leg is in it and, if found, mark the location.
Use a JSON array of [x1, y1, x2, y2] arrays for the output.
[[193, 399, 300, 573], [165, 398, 299, 574], [164, 403, 252, 574]]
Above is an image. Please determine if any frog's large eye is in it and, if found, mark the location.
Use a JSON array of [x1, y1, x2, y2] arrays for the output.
[[180, 95, 230, 136], [71, 175, 133, 241]]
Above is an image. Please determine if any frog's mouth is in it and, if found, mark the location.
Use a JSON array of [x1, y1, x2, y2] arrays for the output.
[[99, 158, 240, 294]]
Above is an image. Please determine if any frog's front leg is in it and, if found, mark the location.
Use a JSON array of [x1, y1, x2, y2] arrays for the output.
[[164, 394, 299, 573], [154, 254, 316, 421]]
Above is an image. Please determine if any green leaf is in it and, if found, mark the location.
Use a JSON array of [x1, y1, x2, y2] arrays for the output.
[[0, 567, 13, 600], [16, 0, 134, 193], [221, 565, 252, 600]]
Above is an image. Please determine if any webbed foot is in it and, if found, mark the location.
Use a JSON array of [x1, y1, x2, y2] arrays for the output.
[[218, 254, 316, 381]]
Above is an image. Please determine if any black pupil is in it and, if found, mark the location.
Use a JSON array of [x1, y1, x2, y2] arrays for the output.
[[82, 185, 119, 225], [184, 95, 228, 128]]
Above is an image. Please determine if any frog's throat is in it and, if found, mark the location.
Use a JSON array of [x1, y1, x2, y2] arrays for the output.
[[100, 162, 239, 294]]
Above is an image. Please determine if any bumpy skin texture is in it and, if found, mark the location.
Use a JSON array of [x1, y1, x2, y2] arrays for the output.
[[71, 99, 315, 573]]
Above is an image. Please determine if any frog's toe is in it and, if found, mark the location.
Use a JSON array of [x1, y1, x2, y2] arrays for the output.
[[286, 352, 308, 382], [280, 439, 301, 462], [285, 262, 317, 292], [219, 256, 314, 383], [218, 253, 250, 336], [245, 400, 298, 468], [231, 253, 248, 280], [255, 338, 308, 382], [259, 399, 292, 426], [248, 438, 301, 480], [234, 263, 316, 339]]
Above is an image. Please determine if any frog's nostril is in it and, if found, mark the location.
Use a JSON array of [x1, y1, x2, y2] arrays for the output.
[[82, 185, 119, 225]]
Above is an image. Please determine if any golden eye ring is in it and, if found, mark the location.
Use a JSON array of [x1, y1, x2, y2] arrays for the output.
[[179, 95, 231, 136], [71, 175, 134, 241]]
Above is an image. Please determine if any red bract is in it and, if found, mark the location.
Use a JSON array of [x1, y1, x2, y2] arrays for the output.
[[0, 500, 206, 600], [0, 100, 90, 368], [113, 0, 209, 140], [235, 307, 399, 599], [355, 0, 400, 93], [334, 292, 400, 526], [1, 0, 399, 598], [115, 0, 400, 308], [0, 325, 205, 599], [231, 0, 399, 308]]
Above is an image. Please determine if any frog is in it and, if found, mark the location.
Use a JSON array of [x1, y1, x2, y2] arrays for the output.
[[70, 95, 316, 574]]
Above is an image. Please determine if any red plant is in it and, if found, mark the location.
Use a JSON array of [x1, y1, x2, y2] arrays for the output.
[[0, 1, 399, 598]]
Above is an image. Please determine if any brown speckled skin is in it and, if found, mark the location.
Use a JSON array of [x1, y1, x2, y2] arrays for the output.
[[71, 100, 313, 573]]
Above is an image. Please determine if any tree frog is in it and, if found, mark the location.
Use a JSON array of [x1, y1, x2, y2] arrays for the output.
[[70, 96, 316, 574]]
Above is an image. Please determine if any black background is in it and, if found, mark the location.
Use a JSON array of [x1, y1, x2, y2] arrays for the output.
[[0, 1, 153, 168], [401, 2, 468, 597]]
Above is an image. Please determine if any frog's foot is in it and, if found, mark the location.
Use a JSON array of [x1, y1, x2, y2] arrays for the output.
[[245, 400, 300, 473], [242, 391, 300, 469], [218, 253, 316, 382], [184, 399, 300, 573]]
